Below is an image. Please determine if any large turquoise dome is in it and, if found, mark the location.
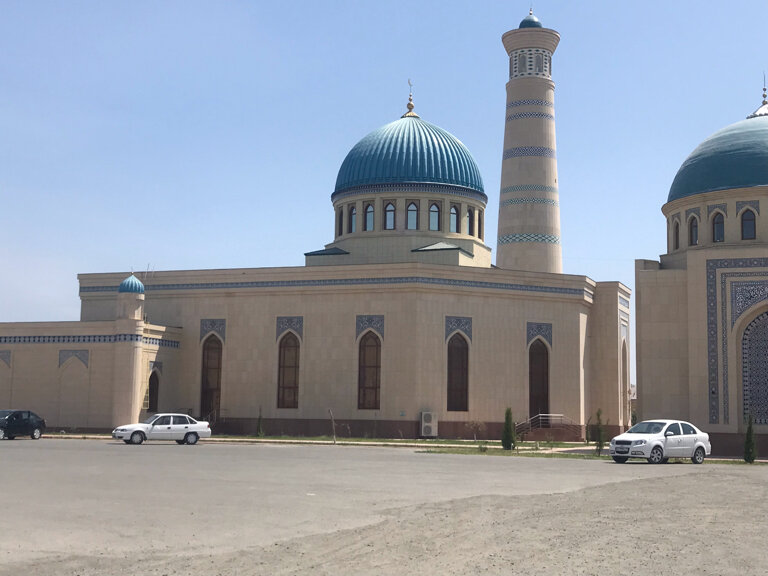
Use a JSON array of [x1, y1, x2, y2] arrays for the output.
[[334, 112, 484, 198], [668, 115, 768, 202]]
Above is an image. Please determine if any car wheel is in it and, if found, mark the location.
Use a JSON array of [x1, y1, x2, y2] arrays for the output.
[[31, 428, 42, 440], [612, 456, 628, 463], [0, 429, 4, 440], [648, 446, 664, 464], [692, 447, 705, 464], [7, 435, 15, 440], [175, 440, 185, 445], [130, 431, 144, 445], [661, 458, 669, 464], [184, 432, 199, 445], [123, 440, 131, 444]]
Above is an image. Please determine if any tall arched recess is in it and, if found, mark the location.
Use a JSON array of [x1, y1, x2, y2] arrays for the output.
[[201, 334, 223, 422], [528, 339, 549, 418], [742, 311, 768, 425], [447, 333, 469, 411], [148, 371, 159, 413]]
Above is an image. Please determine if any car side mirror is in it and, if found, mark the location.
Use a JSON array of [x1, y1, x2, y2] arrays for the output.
[[665, 431, 674, 437]]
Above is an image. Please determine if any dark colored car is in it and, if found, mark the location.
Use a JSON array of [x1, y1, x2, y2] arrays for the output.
[[0, 410, 46, 440]]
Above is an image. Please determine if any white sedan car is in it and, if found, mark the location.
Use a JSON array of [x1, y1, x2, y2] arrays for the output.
[[112, 413, 211, 445], [609, 419, 711, 464]]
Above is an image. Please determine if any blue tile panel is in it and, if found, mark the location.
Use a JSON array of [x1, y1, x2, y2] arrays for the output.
[[81, 276, 590, 299], [356, 315, 384, 339], [501, 197, 559, 207], [736, 200, 760, 215], [506, 99, 553, 109], [149, 360, 163, 374], [742, 311, 768, 424], [707, 203, 727, 218], [498, 233, 560, 244], [501, 185, 558, 195], [731, 281, 768, 327], [503, 147, 556, 159], [685, 207, 701, 221], [59, 350, 89, 368], [0, 334, 179, 348], [619, 296, 630, 309], [331, 182, 487, 204], [0, 350, 10, 367], [506, 112, 554, 122], [707, 257, 768, 424], [527, 322, 552, 347], [277, 316, 303, 340], [200, 319, 226, 342], [445, 316, 472, 341]]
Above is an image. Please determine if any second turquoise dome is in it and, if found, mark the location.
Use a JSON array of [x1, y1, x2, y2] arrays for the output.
[[334, 115, 484, 196]]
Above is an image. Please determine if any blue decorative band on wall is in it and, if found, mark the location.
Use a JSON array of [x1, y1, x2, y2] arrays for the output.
[[619, 296, 630, 309], [527, 322, 552, 347], [277, 316, 304, 340], [506, 99, 553, 109], [200, 319, 226, 342], [0, 350, 10, 367], [501, 197, 559, 207], [501, 184, 558, 194], [685, 207, 701, 221], [707, 203, 727, 218], [445, 316, 472, 341], [59, 350, 89, 368], [731, 281, 768, 327], [330, 182, 488, 204], [506, 112, 554, 122], [503, 147, 556, 160], [149, 360, 163, 374], [498, 233, 560, 244], [736, 200, 760, 215], [356, 315, 384, 339], [0, 334, 179, 348]]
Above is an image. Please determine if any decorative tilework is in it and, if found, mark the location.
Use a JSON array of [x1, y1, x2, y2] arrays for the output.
[[149, 361, 163, 374], [142, 337, 179, 348], [200, 319, 226, 342], [356, 315, 384, 339], [527, 322, 552, 347], [501, 197, 559, 207], [0, 350, 10, 367], [445, 316, 472, 341], [736, 200, 760, 215], [707, 203, 727, 218], [619, 296, 630, 309], [685, 207, 701, 221], [506, 99, 553, 108], [498, 233, 560, 244], [59, 350, 89, 368], [506, 112, 554, 122], [501, 185, 558, 194], [277, 316, 303, 340], [81, 276, 589, 299], [670, 212, 681, 224], [503, 147, 556, 159], [742, 311, 768, 424], [731, 281, 768, 326], [331, 182, 487, 204], [0, 334, 178, 348]]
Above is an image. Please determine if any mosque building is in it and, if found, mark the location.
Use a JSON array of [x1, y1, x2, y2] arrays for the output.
[[636, 91, 768, 452], [0, 12, 631, 439]]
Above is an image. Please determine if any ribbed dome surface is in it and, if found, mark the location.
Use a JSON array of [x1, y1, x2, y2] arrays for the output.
[[334, 116, 484, 194], [118, 274, 145, 294], [668, 116, 768, 202]]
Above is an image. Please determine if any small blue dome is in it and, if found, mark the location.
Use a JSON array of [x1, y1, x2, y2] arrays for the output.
[[334, 115, 484, 196], [668, 116, 768, 202], [519, 12, 543, 28], [118, 275, 145, 294]]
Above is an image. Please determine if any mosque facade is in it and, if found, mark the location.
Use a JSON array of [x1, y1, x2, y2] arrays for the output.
[[0, 13, 632, 439]]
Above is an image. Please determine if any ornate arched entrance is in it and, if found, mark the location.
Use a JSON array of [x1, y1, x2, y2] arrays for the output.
[[529, 339, 549, 418], [742, 311, 768, 425], [201, 335, 222, 422]]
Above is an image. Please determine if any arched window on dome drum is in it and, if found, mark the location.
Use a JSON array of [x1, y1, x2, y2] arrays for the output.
[[337, 208, 344, 237], [712, 213, 724, 243], [407, 202, 418, 230], [447, 333, 468, 412], [364, 204, 374, 231], [742, 209, 756, 240], [201, 335, 222, 422], [673, 221, 680, 250], [348, 205, 356, 233], [384, 202, 395, 230], [688, 217, 698, 246], [478, 210, 483, 240], [535, 53, 544, 73], [429, 203, 441, 231], [450, 205, 459, 233], [358, 331, 380, 410], [467, 207, 475, 236], [277, 333, 299, 409], [518, 53, 526, 74]]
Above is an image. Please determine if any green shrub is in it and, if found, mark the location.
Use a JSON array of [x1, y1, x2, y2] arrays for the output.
[[744, 414, 757, 464], [501, 408, 515, 450]]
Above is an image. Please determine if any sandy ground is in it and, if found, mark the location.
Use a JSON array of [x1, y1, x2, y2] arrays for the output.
[[1, 442, 766, 575]]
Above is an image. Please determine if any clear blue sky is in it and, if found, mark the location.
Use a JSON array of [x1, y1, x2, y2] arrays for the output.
[[2, 1, 767, 330]]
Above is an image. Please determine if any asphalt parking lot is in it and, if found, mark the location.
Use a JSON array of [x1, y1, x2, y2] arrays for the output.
[[1, 438, 765, 575]]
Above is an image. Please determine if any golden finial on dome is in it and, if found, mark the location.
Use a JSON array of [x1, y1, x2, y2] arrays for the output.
[[747, 75, 768, 119], [402, 78, 420, 118]]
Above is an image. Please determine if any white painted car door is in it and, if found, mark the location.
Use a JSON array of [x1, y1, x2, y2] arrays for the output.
[[663, 422, 683, 457], [679, 422, 698, 457], [148, 415, 173, 440], [171, 415, 191, 440]]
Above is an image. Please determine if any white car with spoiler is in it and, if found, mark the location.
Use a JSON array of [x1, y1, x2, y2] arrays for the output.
[[112, 413, 211, 445], [609, 419, 711, 464]]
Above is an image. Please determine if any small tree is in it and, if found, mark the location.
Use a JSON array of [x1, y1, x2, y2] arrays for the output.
[[501, 408, 515, 450], [744, 414, 757, 464], [256, 406, 265, 437], [594, 409, 605, 456]]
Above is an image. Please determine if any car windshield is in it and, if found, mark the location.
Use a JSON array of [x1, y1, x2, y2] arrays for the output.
[[627, 421, 666, 434], [143, 415, 160, 425], [0, 410, 12, 419]]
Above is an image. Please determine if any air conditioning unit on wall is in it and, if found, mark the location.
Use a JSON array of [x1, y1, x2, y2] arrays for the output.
[[420, 411, 438, 438]]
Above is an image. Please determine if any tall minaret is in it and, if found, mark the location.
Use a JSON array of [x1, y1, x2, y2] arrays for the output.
[[496, 10, 562, 273]]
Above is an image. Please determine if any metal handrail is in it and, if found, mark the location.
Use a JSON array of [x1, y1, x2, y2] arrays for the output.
[[515, 413, 582, 438]]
